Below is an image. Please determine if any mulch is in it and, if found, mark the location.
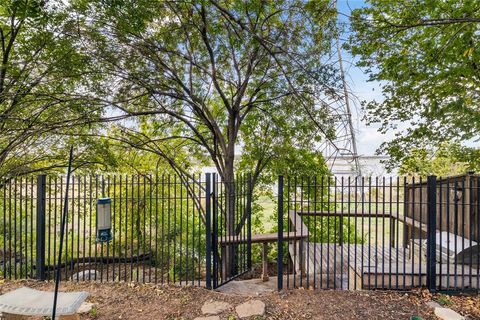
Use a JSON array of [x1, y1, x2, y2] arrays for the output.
[[0, 280, 478, 319], [428, 290, 480, 320]]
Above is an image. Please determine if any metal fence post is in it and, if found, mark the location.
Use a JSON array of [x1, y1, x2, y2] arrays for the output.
[[277, 176, 284, 291], [427, 175, 437, 292], [247, 173, 252, 269], [36, 175, 46, 280], [205, 173, 212, 289]]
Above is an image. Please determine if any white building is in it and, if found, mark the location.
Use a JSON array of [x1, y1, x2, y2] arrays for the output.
[[327, 155, 396, 177]]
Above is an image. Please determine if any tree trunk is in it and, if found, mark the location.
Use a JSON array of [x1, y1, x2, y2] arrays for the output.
[[222, 110, 239, 277]]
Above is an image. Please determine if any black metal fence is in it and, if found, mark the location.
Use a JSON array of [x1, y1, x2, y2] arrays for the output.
[[0, 176, 36, 280], [277, 175, 480, 293], [0, 173, 251, 288], [2, 172, 478, 293], [209, 173, 252, 288]]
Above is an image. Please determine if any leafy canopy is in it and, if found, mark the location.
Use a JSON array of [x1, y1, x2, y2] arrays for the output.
[[348, 0, 480, 170], [398, 143, 478, 177], [75, 0, 339, 183], [0, 0, 111, 178]]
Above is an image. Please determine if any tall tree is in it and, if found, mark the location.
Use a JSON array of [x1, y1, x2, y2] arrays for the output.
[[77, 0, 338, 180], [77, 0, 338, 218], [75, 0, 340, 275], [0, 0, 107, 178], [348, 0, 480, 170]]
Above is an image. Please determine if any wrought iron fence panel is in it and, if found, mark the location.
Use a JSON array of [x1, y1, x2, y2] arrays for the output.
[[277, 175, 479, 293], [0, 173, 251, 289]]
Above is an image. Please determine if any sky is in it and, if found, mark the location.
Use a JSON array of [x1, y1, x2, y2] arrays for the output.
[[335, 0, 391, 156]]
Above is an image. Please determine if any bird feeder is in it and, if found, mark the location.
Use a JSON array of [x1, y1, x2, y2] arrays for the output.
[[96, 198, 112, 243]]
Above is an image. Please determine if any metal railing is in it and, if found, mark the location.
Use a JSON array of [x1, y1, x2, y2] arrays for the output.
[[3, 172, 477, 293], [277, 175, 480, 293], [0, 173, 251, 288]]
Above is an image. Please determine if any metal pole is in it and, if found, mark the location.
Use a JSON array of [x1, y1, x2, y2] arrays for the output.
[[247, 173, 252, 269], [427, 175, 437, 292], [52, 146, 74, 320], [205, 173, 212, 289], [35, 175, 46, 280], [277, 176, 284, 291]]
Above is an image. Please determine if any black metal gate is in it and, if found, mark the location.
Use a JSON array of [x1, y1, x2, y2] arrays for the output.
[[205, 173, 252, 289]]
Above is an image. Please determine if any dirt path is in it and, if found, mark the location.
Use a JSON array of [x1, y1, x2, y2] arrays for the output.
[[0, 280, 471, 319]]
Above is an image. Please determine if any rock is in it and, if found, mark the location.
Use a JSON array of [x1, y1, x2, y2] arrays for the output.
[[194, 317, 220, 320], [434, 307, 465, 320], [201, 301, 232, 315], [77, 302, 95, 314], [426, 301, 442, 309], [235, 300, 266, 319], [70, 270, 99, 281], [215, 278, 275, 296]]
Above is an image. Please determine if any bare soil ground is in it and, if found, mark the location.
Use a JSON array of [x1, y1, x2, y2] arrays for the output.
[[0, 280, 478, 319], [430, 291, 480, 320]]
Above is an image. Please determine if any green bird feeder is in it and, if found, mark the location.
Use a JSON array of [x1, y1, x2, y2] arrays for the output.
[[96, 198, 112, 243]]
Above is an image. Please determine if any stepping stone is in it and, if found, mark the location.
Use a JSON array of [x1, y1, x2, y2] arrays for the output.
[[0, 287, 88, 317], [194, 317, 220, 320], [426, 301, 442, 309], [434, 307, 465, 320], [71, 270, 99, 281], [77, 302, 94, 314], [235, 300, 265, 319], [201, 301, 232, 315]]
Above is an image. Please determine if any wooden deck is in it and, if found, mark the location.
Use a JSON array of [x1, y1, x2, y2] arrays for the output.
[[361, 262, 480, 290], [284, 210, 479, 290], [290, 243, 406, 272], [287, 242, 479, 290]]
